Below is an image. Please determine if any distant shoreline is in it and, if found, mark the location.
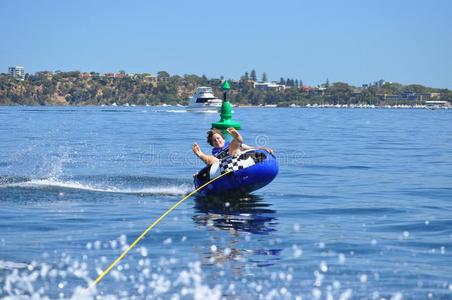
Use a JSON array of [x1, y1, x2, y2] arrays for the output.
[[1, 72, 451, 107], [0, 103, 449, 110]]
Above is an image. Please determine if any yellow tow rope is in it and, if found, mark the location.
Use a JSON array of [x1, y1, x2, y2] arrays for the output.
[[92, 170, 231, 286]]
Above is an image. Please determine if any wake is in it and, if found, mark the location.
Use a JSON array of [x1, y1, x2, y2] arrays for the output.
[[0, 176, 192, 196]]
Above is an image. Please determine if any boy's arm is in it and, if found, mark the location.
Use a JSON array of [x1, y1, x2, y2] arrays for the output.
[[192, 143, 218, 165], [226, 127, 243, 144], [226, 128, 243, 155], [241, 143, 273, 154]]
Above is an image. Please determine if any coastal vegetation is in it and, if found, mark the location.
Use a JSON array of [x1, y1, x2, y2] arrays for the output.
[[0, 70, 451, 106]]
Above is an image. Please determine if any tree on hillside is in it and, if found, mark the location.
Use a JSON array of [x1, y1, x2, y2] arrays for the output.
[[360, 87, 380, 105], [279, 78, 286, 85], [241, 72, 249, 81], [326, 82, 353, 104], [439, 89, 452, 101], [402, 84, 430, 93], [250, 70, 257, 81], [380, 82, 403, 95], [157, 71, 170, 81]]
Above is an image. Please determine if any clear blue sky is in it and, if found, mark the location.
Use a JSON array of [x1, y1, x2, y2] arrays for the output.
[[1, 0, 451, 88]]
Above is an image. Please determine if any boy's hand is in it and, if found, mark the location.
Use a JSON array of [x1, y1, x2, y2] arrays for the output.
[[264, 147, 273, 154], [192, 143, 201, 155], [226, 127, 239, 137]]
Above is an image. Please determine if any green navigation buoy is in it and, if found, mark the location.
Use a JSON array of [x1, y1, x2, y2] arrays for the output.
[[211, 81, 241, 134]]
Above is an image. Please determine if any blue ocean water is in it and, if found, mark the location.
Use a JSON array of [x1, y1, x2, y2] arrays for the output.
[[0, 106, 451, 299]]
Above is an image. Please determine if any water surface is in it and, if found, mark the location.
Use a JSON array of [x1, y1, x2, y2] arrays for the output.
[[0, 106, 451, 299]]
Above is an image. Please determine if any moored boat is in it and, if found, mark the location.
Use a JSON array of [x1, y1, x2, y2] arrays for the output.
[[186, 87, 222, 112]]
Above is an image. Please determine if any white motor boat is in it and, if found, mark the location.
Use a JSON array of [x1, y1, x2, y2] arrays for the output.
[[186, 87, 222, 112]]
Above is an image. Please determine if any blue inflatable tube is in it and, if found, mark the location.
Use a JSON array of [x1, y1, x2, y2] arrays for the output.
[[194, 149, 278, 196]]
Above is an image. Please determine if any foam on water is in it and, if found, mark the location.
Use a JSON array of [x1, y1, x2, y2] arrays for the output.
[[156, 109, 219, 114], [0, 178, 192, 196], [156, 109, 188, 113], [0, 261, 29, 270], [0, 235, 227, 300], [0, 244, 363, 300]]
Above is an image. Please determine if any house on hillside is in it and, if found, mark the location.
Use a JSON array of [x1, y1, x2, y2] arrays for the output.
[[383, 92, 432, 101], [253, 81, 286, 91], [302, 86, 326, 96], [8, 66, 25, 80]]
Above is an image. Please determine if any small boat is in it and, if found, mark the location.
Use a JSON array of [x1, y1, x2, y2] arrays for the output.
[[186, 87, 222, 112], [194, 149, 279, 196]]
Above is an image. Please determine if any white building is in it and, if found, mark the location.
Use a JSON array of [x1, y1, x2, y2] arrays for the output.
[[253, 81, 286, 91], [8, 66, 25, 80]]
